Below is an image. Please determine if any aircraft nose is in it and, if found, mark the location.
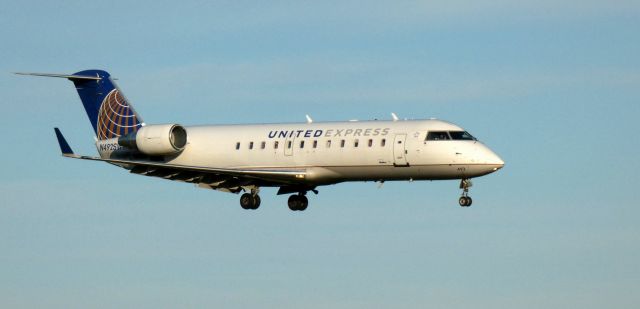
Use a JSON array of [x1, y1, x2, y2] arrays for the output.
[[489, 149, 504, 166], [492, 153, 505, 170], [478, 144, 505, 170], [488, 151, 504, 173]]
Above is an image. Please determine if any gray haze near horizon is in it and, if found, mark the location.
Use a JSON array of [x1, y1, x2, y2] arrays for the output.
[[1, 1, 639, 308]]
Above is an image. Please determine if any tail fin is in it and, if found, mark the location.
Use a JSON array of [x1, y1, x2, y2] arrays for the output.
[[16, 70, 143, 140]]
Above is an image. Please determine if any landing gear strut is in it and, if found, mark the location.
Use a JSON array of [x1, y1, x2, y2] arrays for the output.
[[240, 187, 261, 210], [459, 179, 473, 207], [288, 193, 309, 211]]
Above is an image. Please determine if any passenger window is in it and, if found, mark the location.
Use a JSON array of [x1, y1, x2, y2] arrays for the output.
[[274, 141, 279, 149], [340, 140, 345, 148], [249, 142, 254, 149], [326, 140, 332, 148], [354, 139, 359, 147], [449, 131, 476, 140], [300, 141, 305, 148], [368, 139, 373, 147], [381, 139, 386, 147], [426, 131, 450, 141], [236, 142, 240, 150], [261, 141, 266, 149], [313, 140, 318, 148]]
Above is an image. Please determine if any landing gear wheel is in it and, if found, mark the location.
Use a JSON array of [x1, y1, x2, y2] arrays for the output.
[[251, 194, 261, 209], [458, 196, 472, 207], [288, 195, 299, 211], [459, 196, 466, 207], [298, 195, 308, 211], [288, 194, 309, 211], [240, 193, 253, 209]]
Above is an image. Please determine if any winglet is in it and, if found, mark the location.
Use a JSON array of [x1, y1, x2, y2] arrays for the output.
[[54, 128, 74, 156]]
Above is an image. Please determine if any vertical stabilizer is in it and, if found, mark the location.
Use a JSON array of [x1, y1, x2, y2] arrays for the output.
[[16, 70, 144, 140], [70, 70, 143, 140]]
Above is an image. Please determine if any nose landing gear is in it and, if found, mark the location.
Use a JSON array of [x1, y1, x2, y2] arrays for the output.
[[459, 179, 473, 207]]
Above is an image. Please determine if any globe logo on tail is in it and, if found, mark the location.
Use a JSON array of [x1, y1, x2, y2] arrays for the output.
[[96, 89, 142, 140]]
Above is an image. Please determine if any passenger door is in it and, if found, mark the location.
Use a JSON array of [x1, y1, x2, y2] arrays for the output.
[[393, 134, 409, 166]]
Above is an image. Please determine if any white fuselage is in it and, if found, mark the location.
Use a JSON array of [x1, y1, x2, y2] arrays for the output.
[[112, 119, 504, 186]]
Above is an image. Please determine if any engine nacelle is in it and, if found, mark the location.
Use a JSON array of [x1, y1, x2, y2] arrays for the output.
[[118, 124, 187, 156]]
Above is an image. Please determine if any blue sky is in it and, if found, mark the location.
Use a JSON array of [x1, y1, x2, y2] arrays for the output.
[[1, 1, 639, 308]]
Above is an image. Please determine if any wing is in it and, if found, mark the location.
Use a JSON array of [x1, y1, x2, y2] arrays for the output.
[[54, 128, 307, 193], [79, 155, 307, 192]]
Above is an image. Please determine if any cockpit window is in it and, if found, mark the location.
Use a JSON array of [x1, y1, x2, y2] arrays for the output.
[[426, 131, 477, 141], [426, 131, 450, 141], [449, 131, 476, 140]]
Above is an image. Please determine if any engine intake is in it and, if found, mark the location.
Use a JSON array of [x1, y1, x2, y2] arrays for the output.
[[118, 124, 187, 156]]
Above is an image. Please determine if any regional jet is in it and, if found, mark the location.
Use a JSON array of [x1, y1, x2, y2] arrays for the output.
[[17, 70, 504, 211]]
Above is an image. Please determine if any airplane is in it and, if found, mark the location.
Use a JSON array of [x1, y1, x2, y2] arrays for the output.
[[16, 69, 504, 211]]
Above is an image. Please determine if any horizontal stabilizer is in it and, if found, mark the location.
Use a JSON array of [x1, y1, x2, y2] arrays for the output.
[[54, 128, 74, 156], [14, 72, 101, 80]]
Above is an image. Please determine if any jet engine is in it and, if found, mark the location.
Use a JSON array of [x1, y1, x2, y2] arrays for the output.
[[118, 124, 187, 155]]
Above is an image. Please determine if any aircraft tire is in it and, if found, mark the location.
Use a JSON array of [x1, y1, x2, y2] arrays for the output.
[[240, 193, 254, 209], [288, 194, 309, 211], [288, 195, 299, 211], [252, 195, 261, 209], [298, 195, 308, 211], [458, 196, 472, 207]]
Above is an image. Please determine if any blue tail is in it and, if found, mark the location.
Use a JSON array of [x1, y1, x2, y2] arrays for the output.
[[15, 69, 143, 140], [70, 70, 143, 140]]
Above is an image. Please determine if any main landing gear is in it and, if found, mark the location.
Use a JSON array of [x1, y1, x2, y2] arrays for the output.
[[240, 187, 261, 210], [239, 187, 313, 211], [288, 193, 309, 211], [459, 179, 473, 207]]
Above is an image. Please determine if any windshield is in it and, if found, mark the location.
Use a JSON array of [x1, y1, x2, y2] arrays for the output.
[[426, 131, 450, 141], [426, 131, 477, 141], [449, 131, 476, 140]]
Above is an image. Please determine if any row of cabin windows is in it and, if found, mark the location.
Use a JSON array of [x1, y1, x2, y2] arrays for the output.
[[235, 138, 387, 150]]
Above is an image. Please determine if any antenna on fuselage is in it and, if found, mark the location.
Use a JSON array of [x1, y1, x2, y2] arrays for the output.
[[391, 113, 399, 121], [305, 115, 313, 124]]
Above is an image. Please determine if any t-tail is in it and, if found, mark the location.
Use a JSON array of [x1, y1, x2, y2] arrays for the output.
[[18, 70, 187, 159], [15, 70, 144, 140]]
